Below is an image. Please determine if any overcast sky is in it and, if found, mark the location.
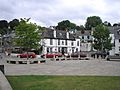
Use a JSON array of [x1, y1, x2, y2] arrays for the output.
[[0, 0, 120, 27]]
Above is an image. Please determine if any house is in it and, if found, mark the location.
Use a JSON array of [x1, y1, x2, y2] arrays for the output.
[[41, 28, 80, 54], [109, 26, 120, 55], [75, 30, 93, 51]]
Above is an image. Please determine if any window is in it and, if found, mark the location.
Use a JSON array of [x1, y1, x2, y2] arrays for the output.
[[77, 41, 79, 46], [47, 48, 49, 53], [71, 41, 74, 46], [76, 48, 78, 52], [62, 41, 64, 45], [58, 47, 61, 52], [119, 47, 120, 51], [87, 36, 90, 39], [119, 39, 120, 43], [65, 40, 67, 45], [58, 39, 60, 45], [50, 39, 53, 45], [82, 36, 84, 39], [50, 48, 52, 53], [47, 47, 52, 53]]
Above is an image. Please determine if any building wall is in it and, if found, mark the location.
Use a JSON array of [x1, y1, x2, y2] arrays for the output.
[[80, 43, 91, 51], [115, 39, 120, 54], [41, 38, 80, 54]]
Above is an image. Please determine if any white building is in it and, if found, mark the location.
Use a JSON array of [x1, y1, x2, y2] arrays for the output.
[[109, 27, 120, 55], [75, 30, 93, 51], [41, 28, 80, 54]]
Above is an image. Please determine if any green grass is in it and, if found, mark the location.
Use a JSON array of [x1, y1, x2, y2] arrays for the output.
[[7, 76, 120, 90]]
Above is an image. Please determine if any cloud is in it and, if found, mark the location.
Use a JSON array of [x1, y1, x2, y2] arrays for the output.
[[0, 0, 120, 26]]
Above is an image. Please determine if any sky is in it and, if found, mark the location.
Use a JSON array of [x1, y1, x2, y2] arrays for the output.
[[0, 0, 120, 27]]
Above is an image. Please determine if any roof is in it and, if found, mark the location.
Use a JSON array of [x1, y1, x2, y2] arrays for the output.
[[42, 28, 54, 39], [42, 28, 75, 40], [76, 30, 91, 36], [108, 26, 120, 39]]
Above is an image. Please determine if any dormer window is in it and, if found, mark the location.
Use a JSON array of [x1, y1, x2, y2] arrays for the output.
[[117, 29, 120, 35], [60, 33, 62, 36]]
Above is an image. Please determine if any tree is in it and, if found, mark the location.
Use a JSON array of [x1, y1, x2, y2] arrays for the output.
[[76, 25, 85, 31], [56, 20, 76, 31], [85, 16, 102, 30], [93, 24, 112, 52], [9, 19, 19, 31], [15, 18, 43, 58], [0, 20, 9, 35]]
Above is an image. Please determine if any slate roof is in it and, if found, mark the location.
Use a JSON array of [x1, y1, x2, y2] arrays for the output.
[[42, 28, 54, 39], [56, 30, 67, 39], [108, 26, 120, 39], [42, 28, 75, 40], [76, 30, 91, 36]]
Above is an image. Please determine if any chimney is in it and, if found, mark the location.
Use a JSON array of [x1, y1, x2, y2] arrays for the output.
[[67, 32, 69, 39], [54, 30, 56, 38]]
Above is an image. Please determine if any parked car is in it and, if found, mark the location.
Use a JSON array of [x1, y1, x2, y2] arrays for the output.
[[91, 52, 108, 59], [41, 53, 62, 58], [17, 52, 36, 58], [66, 52, 87, 58]]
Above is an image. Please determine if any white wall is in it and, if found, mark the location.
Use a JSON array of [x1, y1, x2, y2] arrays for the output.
[[41, 38, 81, 54], [115, 39, 120, 54], [80, 43, 91, 51]]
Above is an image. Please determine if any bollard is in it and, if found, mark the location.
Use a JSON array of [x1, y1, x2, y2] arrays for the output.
[[0, 65, 4, 74]]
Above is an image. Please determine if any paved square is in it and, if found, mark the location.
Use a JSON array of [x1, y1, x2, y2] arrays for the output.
[[3, 58, 120, 76]]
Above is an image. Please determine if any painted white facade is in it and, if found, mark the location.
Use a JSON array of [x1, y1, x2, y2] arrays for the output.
[[115, 39, 120, 54], [109, 27, 120, 55], [41, 30, 81, 54], [79, 34, 93, 52]]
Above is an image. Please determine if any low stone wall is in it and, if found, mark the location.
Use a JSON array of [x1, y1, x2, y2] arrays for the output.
[[0, 71, 12, 90]]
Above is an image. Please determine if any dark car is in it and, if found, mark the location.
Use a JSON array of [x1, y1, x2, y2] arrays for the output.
[[91, 52, 108, 59], [17, 52, 36, 58]]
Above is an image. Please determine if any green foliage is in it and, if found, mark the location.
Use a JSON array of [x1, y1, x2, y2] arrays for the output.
[[15, 18, 43, 51], [7, 76, 120, 90], [9, 19, 19, 30], [56, 20, 76, 31], [0, 20, 9, 35], [93, 24, 112, 51], [76, 25, 85, 31], [85, 16, 102, 30]]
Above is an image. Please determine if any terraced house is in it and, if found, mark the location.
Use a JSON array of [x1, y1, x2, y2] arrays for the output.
[[41, 28, 80, 54]]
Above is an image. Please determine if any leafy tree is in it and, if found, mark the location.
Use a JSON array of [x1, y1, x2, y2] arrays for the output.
[[76, 25, 85, 31], [85, 16, 102, 30], [9, 19, 19, 31], [93, 24, 112, 52], [56, 20, 76, 31], [0, 20, 9, 35], [15, 18, 43, 57]]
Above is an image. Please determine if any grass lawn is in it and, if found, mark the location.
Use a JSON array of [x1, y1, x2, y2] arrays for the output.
[[7, 76, 120, 90]]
